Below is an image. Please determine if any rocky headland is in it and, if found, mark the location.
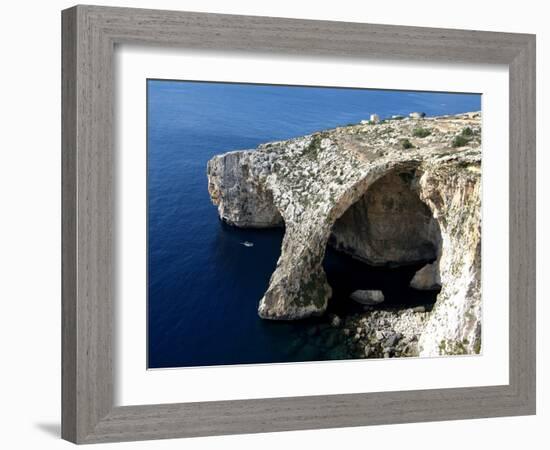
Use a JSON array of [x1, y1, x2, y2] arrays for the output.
[[207, 112, 482, 357]]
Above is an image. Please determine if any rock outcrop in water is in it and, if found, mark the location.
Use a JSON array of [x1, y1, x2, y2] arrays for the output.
[[207, 113, 482, 356]]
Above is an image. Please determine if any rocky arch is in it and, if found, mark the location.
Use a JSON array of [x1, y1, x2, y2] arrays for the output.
[[207, 124, 482, 355], [257, 162, 444, 320]]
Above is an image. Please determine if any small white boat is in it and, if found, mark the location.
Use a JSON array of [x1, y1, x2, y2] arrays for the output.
[[241, 241, 254, 247]]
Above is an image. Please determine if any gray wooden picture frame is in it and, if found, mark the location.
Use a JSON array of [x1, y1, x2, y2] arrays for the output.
[[61, 4, 536, 444]]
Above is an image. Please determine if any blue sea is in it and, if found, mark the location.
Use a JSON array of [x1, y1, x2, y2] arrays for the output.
[[147, 80, 481, 368]]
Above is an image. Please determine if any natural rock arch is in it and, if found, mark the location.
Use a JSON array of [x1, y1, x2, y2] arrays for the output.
[[207, 112, 482, 355], [257, 162, 433, 319]]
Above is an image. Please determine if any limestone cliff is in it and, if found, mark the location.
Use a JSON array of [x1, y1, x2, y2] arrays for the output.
[[207, 113, 482, 356]]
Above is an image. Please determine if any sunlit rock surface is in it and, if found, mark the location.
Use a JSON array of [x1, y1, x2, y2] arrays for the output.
[[410, 262, 441, 291]]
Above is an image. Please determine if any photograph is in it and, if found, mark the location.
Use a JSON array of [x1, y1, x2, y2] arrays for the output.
[[1, 0, 542, 447], [147, 80, 482, 368]]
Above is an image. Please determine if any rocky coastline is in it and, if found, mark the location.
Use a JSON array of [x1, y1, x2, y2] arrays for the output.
[[207, 112, 482, 357]]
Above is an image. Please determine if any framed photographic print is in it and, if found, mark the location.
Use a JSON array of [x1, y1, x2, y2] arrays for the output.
[[62, 5, 536, 444]]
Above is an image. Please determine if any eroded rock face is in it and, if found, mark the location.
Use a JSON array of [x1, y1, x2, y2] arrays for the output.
[[416, 162, 482, 356], [330, 171, 441, 266], [207, 113, 482, 355], [207, 151, 284, 228], [410, 262, 441, 291]]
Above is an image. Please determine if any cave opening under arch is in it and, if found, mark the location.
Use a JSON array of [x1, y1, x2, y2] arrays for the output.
[[322, 169, 443, 316]]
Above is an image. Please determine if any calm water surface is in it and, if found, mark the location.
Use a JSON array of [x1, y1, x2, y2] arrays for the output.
[[147, 80, 481, 368]]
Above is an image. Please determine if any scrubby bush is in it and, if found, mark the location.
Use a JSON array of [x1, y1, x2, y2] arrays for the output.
[[412, 127, 431, 138], [461, 127, 474, 137], [400, 139, 414, 149], [452, 135, 469, 148], [303, 134, 322, 158]]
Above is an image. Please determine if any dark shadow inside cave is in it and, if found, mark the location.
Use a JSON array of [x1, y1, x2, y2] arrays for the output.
[[323, 169, 443, 315], [322, 249, 439, 317]]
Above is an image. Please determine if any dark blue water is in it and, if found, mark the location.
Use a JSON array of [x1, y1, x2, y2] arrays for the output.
[[147, 80, 481, 368]]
